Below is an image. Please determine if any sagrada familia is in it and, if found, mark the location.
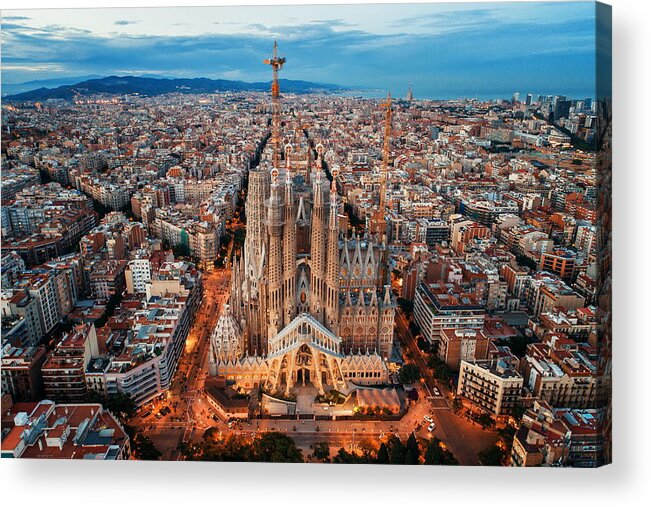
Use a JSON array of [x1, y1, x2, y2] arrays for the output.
[[208, 44, 396, 396]]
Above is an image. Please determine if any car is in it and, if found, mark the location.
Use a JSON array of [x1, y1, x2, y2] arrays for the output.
[[433, 387, 441, 396], [227, 421, 235, 429], [423, 415, 434, 424], [427, 422, 436, 432]]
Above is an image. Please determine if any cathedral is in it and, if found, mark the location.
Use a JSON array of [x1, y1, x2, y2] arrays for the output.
[[208, 44, 396, 397]]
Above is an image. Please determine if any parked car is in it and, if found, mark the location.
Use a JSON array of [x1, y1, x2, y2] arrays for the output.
[[423, 415, 434, 423], [427, 422, 436, 432]]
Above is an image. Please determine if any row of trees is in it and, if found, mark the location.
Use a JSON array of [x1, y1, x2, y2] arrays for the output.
[[398, 363, 421, 384], [426, 356, 452, 383], [178, 429, 303, 463], [312, 434, 458, 466]]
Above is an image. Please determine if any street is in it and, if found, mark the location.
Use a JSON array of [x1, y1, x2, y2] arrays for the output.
[[129, 262, 497, 464], [395, 309, 499, 465], [130, 266, 232, 459]]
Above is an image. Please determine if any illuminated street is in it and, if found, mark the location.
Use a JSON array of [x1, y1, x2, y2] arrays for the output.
[[129, 266, 231, 460]]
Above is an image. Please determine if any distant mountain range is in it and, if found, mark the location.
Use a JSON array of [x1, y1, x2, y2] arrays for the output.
[[3, 75, 350, 101]]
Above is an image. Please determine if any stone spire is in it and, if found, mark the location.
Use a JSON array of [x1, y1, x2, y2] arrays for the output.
[[243, 167, 269, 352], [282, 162, 297, 327], [325, 165, 341, 333], [266, 167, 284, 339], [310, 168, 327, 322], [209, 304, 243, 375]]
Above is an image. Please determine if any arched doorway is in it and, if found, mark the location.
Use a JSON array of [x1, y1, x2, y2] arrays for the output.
[[295, 344, 314, 387], [297, 368, 311, 386]]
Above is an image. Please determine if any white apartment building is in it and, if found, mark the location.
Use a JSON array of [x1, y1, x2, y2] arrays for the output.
[[125, 258, 152, 294], [457, 358, 523, 417]]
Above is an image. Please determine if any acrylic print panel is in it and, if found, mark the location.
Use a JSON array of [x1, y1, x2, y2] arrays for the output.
[[0, 1, 611, 467]]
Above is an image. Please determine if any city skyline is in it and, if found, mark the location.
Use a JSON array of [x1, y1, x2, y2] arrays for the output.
[[2, 2, 597, 99], [1, 2, 611, 468]]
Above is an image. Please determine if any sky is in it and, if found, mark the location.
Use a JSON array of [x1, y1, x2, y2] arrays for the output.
[[1, 2, 597, 99]]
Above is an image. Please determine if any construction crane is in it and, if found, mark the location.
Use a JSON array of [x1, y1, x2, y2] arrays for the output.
[[369, 92, 392, 244], [263, 41, 286, 171], [379, 92, 392, 215]]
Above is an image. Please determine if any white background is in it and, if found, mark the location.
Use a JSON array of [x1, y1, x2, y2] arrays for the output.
[[0, 1, 649, 505]]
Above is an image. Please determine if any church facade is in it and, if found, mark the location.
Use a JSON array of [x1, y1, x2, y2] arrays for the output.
[[208, 147, 396, 396], [208, 43, 395, 397]]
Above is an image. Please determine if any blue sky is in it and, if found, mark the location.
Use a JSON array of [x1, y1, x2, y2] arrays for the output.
[[1, 2, 597, 99]]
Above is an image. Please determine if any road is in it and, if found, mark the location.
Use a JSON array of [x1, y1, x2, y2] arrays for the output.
[[130, 267, 232, 459], [395, 309, 499, 465], [130, 256, 496, 464]]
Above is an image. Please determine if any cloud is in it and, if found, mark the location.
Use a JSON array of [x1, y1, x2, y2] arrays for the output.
[[114, 20, 139, 26], [2, 15, 31, 21], [1, 3, 597, 99]]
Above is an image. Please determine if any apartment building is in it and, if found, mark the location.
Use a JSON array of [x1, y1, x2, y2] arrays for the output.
[[457, 357, 523, 417], [414, 282, 485, 348]]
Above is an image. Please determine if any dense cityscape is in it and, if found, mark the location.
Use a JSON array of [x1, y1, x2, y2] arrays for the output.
[[0, 39, 611, 466]]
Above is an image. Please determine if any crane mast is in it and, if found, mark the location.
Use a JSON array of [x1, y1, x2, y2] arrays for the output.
[[263, 41, 286, 170], [379, 92, 392, 214]]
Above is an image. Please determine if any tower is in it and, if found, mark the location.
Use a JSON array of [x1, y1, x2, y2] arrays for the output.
[[310, 169, 327, 322], [243, 167, 269, 353], [405, 83, 413, 103], [325, 165, 341, 333], [266, 168, 284, 340], [283, 157, 297, 327]]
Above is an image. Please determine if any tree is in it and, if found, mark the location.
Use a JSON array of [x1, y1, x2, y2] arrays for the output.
[[404, 447, 418, 465], [233, 229, 246, 248], [398, 364, 421, 384], [498, 425, 517, 448], [203, 426, 220, 441], [477, 413, 495, 429], [424, 438, 459, 465], [397, 298, 414, 315], [312, 441, 330, 463], [132, 434, 162, 460], [417, 337, 430, 352], [406, 433, 421, 464], [333, 448, 371, 464], [408, 321, 421, 336], [85, 391, 136, 422], [376, 443, 390, 464], [427, 356, 451, 382], [479, 445, 506, 466], [387, 434, 407, 465], [252, 432, 303, 463], [510, 403, 526, 422]]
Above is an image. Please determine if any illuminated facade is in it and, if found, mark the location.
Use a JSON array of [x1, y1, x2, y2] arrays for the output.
[[209, 44, 395, 396]]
